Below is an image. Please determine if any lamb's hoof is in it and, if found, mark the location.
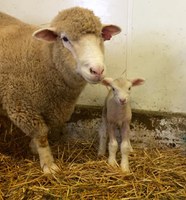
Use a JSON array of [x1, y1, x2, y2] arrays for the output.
[[108, 158, 119, 168], [42, 163, 60, 174], [121, 165, 130, 173], [130, 146, 134, 153], [98, 152, 104, 157], [97, 154, 106, 161], [98, 149, 106, 157], [121, 168, 130, 173], [98, 151, 106, 157]]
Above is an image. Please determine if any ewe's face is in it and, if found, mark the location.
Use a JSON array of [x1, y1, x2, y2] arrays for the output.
[[61, 34, 105, 84], [32, 23, 121, 84]]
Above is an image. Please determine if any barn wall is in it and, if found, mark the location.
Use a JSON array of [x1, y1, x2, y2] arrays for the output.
[[0, 0, 185, 114]]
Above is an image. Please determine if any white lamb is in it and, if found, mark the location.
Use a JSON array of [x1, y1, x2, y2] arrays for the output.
[[0, 7, 121, 174], [98, 77, 145, 172]]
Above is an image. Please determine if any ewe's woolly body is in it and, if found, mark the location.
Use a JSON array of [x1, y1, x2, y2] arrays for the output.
[[0, 7, 103, 132], [0, 6, 121, 173]]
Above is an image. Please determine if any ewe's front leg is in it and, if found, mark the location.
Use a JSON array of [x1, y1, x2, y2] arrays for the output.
[[108, 124, 118, 167], [120, 123, 132, 173], [7, 105, 59, 174], [31, 133, 59, 174]]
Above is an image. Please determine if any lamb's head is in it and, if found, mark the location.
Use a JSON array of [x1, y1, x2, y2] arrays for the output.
[[33, 7, 121, 84], [102, 77, 145, 105]]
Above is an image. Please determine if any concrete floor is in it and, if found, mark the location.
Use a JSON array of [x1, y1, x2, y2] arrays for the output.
[[61, 106, 186, 150]]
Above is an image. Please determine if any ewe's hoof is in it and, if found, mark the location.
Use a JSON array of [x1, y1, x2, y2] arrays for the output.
[[42, 163, 60, 174]]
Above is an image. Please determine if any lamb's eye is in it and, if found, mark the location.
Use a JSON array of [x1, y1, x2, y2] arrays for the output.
[[112, 88, 115, 92], [128, 87, 131, 91], [62, 36, 69, 42]]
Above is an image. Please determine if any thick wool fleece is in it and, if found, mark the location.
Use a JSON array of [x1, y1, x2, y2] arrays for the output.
[[0, 7, 103, 135], [51, 7, 102, 40]]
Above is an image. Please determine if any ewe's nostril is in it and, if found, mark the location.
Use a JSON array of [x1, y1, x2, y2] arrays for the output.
[[90, 67, 104, 75], [90, 68, 97, 75]]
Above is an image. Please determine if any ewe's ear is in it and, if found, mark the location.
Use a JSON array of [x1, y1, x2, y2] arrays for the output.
[[131, 78, 145, 87], [102, 25, 121, 41], [32, 28, 58, 42], [102, 77, 114, 87]]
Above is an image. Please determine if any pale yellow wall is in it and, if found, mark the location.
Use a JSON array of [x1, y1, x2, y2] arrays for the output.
[[0, 0, 186, 114], [128, 0, 186, 114]]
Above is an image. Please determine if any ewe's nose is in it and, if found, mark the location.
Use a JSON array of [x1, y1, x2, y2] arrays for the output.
[[90, 67, 104, 76]]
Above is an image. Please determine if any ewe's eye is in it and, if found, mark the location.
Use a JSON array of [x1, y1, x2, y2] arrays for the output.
[[112, 88, 115, 92], [62, 36, 69, 42], [128, 87, 131, 91]]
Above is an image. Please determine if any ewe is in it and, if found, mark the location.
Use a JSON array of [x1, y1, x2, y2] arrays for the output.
[[0, 7, 121, 174], [98, 77, 145, 172]]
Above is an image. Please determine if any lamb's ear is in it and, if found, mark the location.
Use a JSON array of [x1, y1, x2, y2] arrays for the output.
[[131, 78, 145, 87], [32, 28, 58, 42], [101, 77, 114, 87], [102, 25, 121, 41]]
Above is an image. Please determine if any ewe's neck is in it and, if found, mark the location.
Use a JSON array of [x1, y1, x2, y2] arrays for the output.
[[61, 64, 86, 91], [46, 42, 87, 91]]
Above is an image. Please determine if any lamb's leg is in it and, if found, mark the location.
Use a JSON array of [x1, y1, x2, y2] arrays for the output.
[[120, 123, 132, 172], [7, 107, 59, 174], [98, 118, 108, 156], [107, 124, 118, 167]]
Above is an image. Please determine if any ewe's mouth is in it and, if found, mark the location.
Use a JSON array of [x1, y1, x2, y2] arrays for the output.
[[86, 78, 102, 84], [76, 63, 106, 84], [82, 73, 104, 84], [76, 69, 104, 84]]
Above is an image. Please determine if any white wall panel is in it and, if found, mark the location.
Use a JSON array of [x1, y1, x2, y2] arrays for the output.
[[128, 0, 186, 114]]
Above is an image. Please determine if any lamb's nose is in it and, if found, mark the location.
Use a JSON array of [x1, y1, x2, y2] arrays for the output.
[[120, 99, 126, 105]]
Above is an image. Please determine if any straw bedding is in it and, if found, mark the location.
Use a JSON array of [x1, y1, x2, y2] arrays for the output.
[[0, 117, 185, 200]]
